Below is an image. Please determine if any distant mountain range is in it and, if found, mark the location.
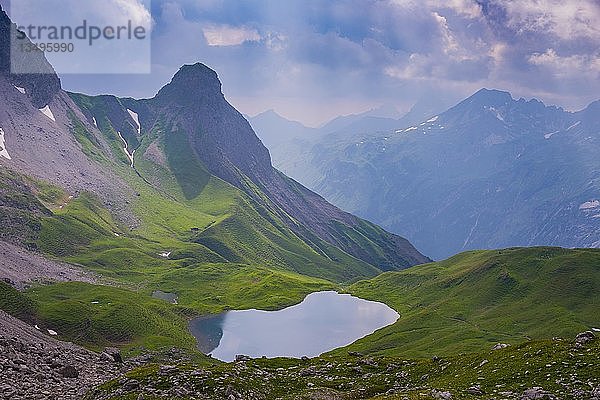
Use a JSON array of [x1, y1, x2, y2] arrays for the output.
[[249, 99, 454, 190], [252, 89, 600, 260]]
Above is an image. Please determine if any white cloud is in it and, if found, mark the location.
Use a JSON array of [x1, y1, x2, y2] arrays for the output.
[[529, 48, 600, 77], [111, 0, 153, 27], [500, 0, 600, 41], [203, 24, 261, 46], [427, 0, 482, 19], [10, 0, 153, 28], [432, 12, 460, 57], [390, 0, 482, 18], [264, 32, 288, 51]]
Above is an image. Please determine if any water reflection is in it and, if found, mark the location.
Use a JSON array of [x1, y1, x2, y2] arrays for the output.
[[189, 291, 399, 362]]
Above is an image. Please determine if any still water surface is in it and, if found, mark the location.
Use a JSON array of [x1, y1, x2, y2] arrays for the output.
[[189, 291, 399, 362]]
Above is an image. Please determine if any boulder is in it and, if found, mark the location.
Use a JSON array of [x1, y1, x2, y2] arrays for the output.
[[521, 387, 556, 399], [432, 389, 452, 399], [491, 343, 510, 350], [575, 331, 596, 345], [235, 354, 252, 362], [299, 366, 317, 377], [59, 365, 79, 379], [103, 347, 123, 363]]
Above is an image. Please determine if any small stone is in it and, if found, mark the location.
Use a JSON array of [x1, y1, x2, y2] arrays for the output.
[[466, 385, 484, 395], [521, 387, 557, 399], [123, 380, 139, 391]]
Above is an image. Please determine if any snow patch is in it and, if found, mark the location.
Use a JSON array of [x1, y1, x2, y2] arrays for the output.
[[0, 127, 11, 160], [118, 131, 135, 168], [39, 105, 56, 122], [544, 131, 559, 139], [159, 251, 172, 258], [92, 116, 98, 127], [47, 329, 58, 336], [405, 126, 418, 132], [127, 109, 141, 135], [34, 325, 40, 330], [580, 200, 600, 210], [485, 106, 505, 121], [566, 121, 581, 131], [593, 214, 600, 219], [13, 85, 26, 94], [426, 116, 439, 123]]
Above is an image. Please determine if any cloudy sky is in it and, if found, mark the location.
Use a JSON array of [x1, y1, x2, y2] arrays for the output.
[[10, 0, 600, 126]]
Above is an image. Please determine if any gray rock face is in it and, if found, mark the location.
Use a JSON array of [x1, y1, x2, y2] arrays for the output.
[[0, 6, 136, 227], [0, 6, 61, 108]]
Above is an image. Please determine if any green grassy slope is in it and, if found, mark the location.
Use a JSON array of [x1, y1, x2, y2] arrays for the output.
[[0, 167, 333, 352], [338, 247, 600, 358], [26, 282, 196, 352], [70, 94, 380, 282]]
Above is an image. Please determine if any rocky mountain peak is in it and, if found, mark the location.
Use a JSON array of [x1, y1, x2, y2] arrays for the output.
[[465, 88, 514, 107], [0, 5, 61, 108], [154, 63, 223, 106]]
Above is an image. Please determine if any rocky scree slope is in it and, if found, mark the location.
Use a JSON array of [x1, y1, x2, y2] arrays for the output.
[[0, 7, 135, 225]]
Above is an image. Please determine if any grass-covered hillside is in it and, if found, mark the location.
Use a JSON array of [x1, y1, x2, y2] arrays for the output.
[[0, 167, 333, 353], [3, 161, 599, 360], [340, 247, 600, 358], [67, 92, 388, 283]]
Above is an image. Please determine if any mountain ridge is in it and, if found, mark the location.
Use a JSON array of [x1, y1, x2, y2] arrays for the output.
[[73, 62, 431, 271], [259, 87, 600, 259]]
